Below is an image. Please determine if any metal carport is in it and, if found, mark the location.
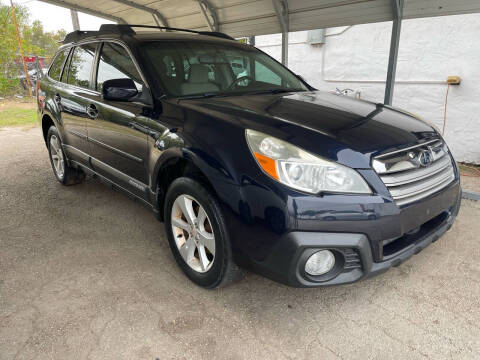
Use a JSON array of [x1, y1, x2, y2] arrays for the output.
[[37, 0, 480, 105]]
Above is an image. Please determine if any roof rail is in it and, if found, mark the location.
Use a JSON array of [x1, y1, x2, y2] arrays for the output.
[[62, 24, 235, 44], [62, 30, 115, 44]]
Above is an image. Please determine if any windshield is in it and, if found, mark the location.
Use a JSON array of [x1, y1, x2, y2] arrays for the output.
[[142, 40, 308, 97]]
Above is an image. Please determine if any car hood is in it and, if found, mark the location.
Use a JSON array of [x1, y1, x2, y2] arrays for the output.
[[177, 90, 439, 167]]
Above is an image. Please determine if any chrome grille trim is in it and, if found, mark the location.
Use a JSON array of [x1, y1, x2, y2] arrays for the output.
[[374, 139, 442, 159], [373, 139, 455, 206], [372, 139, 446, 174], [394, 174, 455, 206], [388, 167, 454, 199], [380, 156, 451, 186]]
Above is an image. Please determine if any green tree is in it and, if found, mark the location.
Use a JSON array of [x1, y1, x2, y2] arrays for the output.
[[24, 20, 66, 57], [0, 1, 66, 96]]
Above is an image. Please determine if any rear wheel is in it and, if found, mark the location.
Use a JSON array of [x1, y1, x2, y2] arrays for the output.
[[164, 177, 242, 288], [47, 126, 84, 185]]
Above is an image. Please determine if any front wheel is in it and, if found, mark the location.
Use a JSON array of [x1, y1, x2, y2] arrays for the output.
[[164, 177, 242, 288]]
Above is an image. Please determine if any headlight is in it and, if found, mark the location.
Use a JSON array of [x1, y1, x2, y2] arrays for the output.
[[245, 129, 371, 194]]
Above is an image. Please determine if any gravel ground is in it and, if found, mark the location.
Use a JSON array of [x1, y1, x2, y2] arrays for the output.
[[1, 126, 479, 360]]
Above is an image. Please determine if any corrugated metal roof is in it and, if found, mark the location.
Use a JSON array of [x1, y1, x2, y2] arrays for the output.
[[39, 0, 480, 37]]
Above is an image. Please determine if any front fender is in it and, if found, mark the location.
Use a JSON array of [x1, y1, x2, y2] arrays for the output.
[[150, 144, 238, 199], [147, 102, 289, 229], [148, 124, 247, 220]]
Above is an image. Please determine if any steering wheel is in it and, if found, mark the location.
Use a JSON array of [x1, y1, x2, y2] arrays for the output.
[[228, 75, 254, 89]]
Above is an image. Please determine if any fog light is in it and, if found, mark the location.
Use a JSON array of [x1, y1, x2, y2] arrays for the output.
[[305, 250, 335, 276]]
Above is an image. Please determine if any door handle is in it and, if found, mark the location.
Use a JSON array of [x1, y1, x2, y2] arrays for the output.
[[54, 93, 61, 103], [86, 104, 98, 119]]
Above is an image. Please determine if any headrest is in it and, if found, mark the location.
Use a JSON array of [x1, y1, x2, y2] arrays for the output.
[[189, 64, 210, 83]]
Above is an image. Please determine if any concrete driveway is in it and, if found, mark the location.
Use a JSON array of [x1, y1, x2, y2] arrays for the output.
[[1, 126, 479, 360]]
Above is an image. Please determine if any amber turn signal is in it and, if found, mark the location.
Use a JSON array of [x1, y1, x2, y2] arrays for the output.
[[254, 152, 279, 180]]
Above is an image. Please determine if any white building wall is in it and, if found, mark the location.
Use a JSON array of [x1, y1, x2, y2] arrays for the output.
[[255, 14, 480, 164]]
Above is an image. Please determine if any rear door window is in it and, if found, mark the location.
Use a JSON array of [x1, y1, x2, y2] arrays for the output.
[[67, 43, 97, 88], [48, 48, 69, 81]]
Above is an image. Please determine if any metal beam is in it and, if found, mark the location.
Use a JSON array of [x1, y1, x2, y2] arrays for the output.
[[110, 0, 168, 27], [272, 0, 289, 66], [384, 0, 404, 105], [196, 0, 219, 32], [38, 0, 126, 24], [70, 9, 79, 30]]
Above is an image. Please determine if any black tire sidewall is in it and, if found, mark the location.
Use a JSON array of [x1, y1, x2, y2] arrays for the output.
[[164, 177, 230, 288], [47, 126, 67, 184]]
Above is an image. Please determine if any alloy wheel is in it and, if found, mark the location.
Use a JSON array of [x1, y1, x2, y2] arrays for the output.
[[49, 134, 64, 179], [171, 194, 216, 273]]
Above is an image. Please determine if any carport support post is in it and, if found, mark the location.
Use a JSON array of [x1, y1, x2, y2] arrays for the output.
[[70, 10, 79, 30], [384, 0, 404, 105], [273, 0, 289, 66], [281, 31, 288, 66]]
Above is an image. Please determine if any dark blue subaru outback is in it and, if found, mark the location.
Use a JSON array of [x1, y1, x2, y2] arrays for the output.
[[37, 24, 461, 288]]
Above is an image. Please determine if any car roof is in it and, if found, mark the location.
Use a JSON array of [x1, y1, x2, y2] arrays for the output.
[[60, 24, 239, 48], [58, 32, 247, 54]]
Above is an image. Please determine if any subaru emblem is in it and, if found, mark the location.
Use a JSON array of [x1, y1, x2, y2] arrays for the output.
[[418, 150, 433, 167]]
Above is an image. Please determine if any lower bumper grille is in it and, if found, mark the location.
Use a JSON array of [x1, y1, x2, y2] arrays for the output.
[[342, 248, 362, 271], [373, 139, 455, 206], [381, 210, 449, 259]]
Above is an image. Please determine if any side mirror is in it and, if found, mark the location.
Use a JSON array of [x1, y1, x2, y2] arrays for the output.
[[102, 78, 138, 101]]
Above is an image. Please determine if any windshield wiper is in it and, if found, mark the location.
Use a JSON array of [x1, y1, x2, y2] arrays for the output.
[[177, 88, 305, 100], [247, 88, 301, 96], [178, 92, 220, 100]]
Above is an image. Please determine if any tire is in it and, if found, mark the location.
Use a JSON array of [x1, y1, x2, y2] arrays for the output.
[[47, 126, 85, 185], [164, 177, 242, 288]]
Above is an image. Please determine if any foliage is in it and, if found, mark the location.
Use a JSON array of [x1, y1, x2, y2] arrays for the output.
[[0, 1, 66, 96], [0, 77, 19, 95]]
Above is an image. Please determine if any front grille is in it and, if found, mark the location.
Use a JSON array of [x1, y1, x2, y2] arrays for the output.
[[372, 139, 455, 206]]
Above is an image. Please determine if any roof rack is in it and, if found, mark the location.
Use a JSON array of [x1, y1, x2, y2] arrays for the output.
[[62, 24, 235, 44]]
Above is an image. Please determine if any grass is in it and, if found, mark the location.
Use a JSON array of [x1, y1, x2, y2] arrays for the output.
[[0, 104, 37, 128]]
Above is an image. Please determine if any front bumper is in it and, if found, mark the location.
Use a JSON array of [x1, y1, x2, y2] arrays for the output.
[[247, 182, 461, 287]]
